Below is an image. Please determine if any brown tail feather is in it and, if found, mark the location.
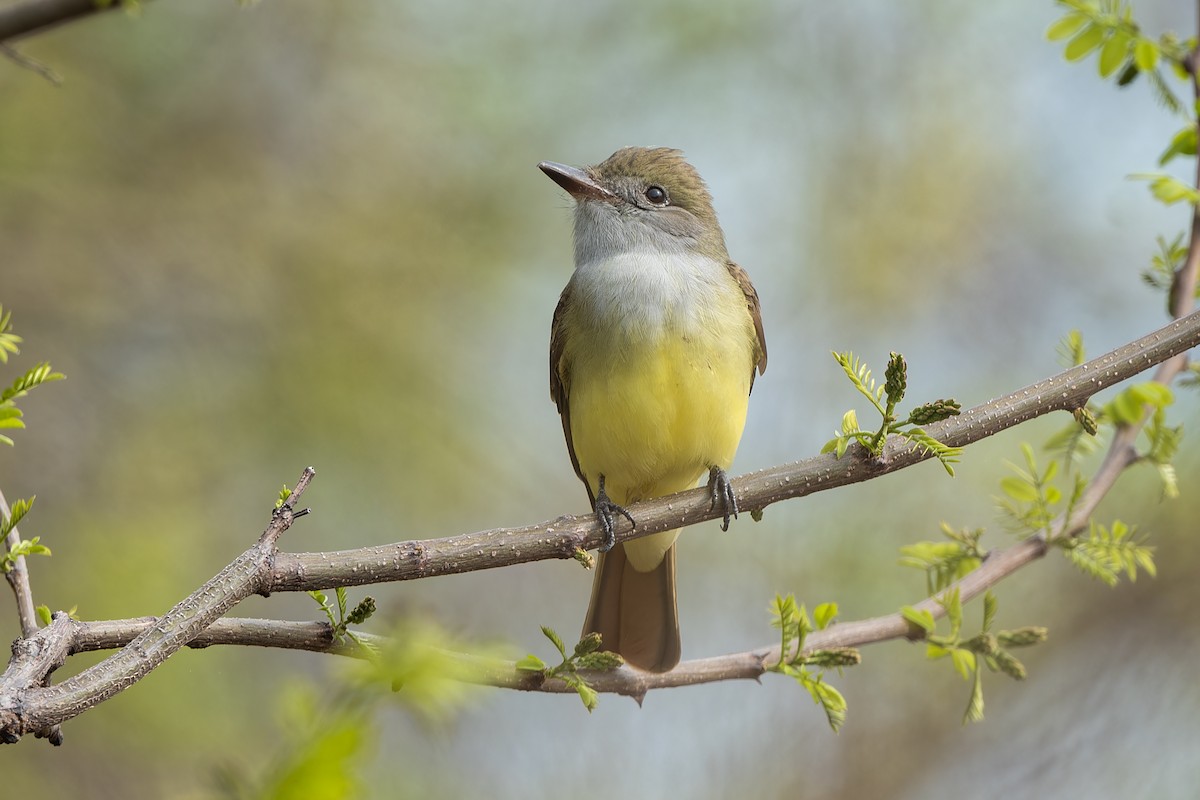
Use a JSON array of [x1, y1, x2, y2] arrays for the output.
[[582, 541, 680, 673]]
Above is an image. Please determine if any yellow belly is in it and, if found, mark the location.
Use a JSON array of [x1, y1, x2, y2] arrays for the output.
[[568, 331, 752, 570]]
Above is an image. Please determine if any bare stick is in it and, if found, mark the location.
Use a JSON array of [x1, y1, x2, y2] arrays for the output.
[[0, 0, 126, 43], [1, 489, 39, 638]]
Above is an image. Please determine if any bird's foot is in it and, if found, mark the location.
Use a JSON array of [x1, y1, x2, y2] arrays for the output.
[[594, 474, 635, 552], [707, 466, 739, 532]]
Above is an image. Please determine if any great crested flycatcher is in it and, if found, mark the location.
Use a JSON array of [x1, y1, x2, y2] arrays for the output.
[[540, 147, 767, 673]]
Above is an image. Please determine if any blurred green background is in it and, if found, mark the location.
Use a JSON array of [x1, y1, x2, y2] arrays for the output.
[[2, 1, 1198, 797]]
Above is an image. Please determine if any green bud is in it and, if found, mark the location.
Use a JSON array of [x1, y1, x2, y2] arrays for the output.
[[347, 596, 376, 625], [965, 632, 999, 656], [574, 632, 603, 656], [575, 651, 624, 671], [1072, 406, 1099, 435], [573, 548, 595, 569], [885, 352, 908, 404], [803, 647, 862, 668], [998, 626, 1049, 647], [907, 399, 962, 426], [991, 648, 1027, 680]]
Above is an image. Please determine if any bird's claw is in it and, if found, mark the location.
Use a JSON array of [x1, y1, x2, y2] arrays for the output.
[[708, 466, 738, 532], [594, 475, 635, 552]]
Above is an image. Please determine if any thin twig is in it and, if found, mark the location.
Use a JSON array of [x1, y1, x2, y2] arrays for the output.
[[0, 42, 61, 84], [0, 467, 314, 743], [0, 0, 127, 43], [1, 488, 39, 638]]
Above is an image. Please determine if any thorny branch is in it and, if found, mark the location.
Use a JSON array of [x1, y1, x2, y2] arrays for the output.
[[1, 297, 1198, 732]]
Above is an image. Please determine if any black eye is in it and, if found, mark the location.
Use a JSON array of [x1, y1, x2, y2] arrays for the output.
[[644, 185, 668, 205]]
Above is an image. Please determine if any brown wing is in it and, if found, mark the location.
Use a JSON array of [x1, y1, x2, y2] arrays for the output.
[[726, 261, 767, 390], [550, 283, 594, 505]]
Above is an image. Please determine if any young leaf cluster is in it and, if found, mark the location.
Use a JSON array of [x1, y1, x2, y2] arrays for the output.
[[309, 587, 377, 651], [999, 436, 1158, 585], [0, 307, 65, 447], [903, 591, 1046, 725], [899, 523, 985, 596], [1, 495, 51, 573], [1048, 0, 1196, 112], [1050, 3, 1200, 211], [768, 594, 858, 732], [1061, 520, 1156, 587], [997, 442, 1085, 540], [515, 627, 622, 712], [1047, 368, 1180, 496], [215, 681, 376, 800], [822, 351, 963, 475], [1140, 234, 1199, 310]]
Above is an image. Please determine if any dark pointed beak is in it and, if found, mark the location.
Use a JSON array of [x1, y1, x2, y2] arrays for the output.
[[538, 161, 617, 202]]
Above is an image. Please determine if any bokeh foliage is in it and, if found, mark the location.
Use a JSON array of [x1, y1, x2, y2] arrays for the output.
[[2, 1, 1198, 798]]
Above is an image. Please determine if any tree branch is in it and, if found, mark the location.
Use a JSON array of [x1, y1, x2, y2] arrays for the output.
[[1, 294, 1197, 735], [0, 0, 125, 43], [268, 309, 1200, 591], [1, 488, 40, 638], [0, 467, 314, 743], [27, 293, 1200, 704]]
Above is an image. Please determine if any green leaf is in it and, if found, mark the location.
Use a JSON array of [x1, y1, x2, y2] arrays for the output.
[[35, 605, 52, 626], [1057, 329, 1086, 367], [901, 606, 935, 633], [939, 588, 963, 635], [541, 626, 567, 659], [1000, 476, 1039, 503], [814, 602, 838, 630], [982, 591, 998, 632], [1, 495, 34, 536], [1116, 60, 1140, 86], [1064, 24, 1106, 61], [515, 654, 547, 672], [810, 679, 847, 733], [963, 666, 985, 724], [1157, 463, 1179, 498], [0, 362, 64, 405], [1108, 389, 1143, 424], [575, 681, 599, 712], [1046, 13, 1089, 41], [1128, 382, 1173, 408], [1159, 125, 1198, 166], [950, 648, 976, 680], [1131, 173, 1200, 206], [1133, 38, 1159, 71], [1098, 29, 1131, 77]]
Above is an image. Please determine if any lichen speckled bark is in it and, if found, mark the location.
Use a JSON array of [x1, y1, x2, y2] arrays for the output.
[[0, 468, 315, 743], [270, 310, 1200, 593]]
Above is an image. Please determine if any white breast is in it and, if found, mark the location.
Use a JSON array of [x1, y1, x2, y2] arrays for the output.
[[570, 249, 738, 340]]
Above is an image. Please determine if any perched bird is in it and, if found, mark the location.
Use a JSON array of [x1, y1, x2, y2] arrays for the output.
[[540, 147, 767, 672]]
